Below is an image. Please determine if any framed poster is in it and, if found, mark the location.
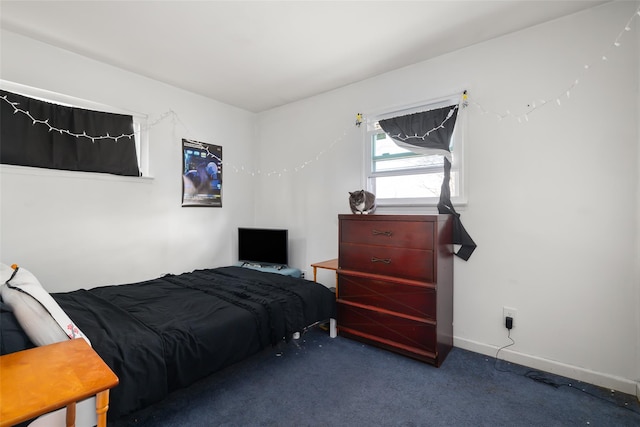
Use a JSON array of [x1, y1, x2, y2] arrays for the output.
[[182, 139, 222, 207]]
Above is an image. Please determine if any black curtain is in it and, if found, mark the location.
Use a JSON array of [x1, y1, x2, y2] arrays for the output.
[[379, 103, 476, 260], [1, 90, 140, 176]]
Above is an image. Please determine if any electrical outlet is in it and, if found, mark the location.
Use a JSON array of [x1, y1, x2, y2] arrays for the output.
[[503, 306, 517, 328], [300, 270, 307, 279]]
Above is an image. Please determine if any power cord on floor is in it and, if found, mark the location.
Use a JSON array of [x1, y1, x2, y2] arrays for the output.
[[493, 328, 640, 415], [524, 370, 640, 416]]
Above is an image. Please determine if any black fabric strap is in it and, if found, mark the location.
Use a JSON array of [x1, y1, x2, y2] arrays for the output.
[[437, 158, 476, 261]]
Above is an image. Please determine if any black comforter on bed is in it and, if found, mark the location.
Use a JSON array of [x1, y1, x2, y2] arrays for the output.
[[50, 266, 336, 419]]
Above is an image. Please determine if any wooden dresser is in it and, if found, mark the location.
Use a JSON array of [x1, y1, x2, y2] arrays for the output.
[[337, 214, 453, 366]]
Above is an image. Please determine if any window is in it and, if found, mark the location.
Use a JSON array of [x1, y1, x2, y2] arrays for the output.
[[364, 96, 465, 207], [0, 80, 149, 177]]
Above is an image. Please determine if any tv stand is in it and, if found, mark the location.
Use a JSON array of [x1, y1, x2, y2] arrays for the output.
[[236, 262, 302, 278]]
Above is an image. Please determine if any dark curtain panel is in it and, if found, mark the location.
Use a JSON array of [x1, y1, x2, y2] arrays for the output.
[[1, 90, 140, 177], [437, 157, 476, 261], [379, 103, 476, 260], [378, 104, 458, 154]]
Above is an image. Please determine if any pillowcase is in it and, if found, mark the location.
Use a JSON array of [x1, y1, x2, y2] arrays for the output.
[[0, 263, 90, 347], [0, 309, 35, 355]]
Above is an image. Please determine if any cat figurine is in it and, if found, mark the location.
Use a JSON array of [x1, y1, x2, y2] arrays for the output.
[[349, 190, 376, 214]]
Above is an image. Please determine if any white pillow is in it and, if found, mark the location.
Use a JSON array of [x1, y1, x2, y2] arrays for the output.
[[1, 264, 90, 347]]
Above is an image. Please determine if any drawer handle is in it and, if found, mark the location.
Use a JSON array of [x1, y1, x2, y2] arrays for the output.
[[372, 229, 393, 237], [371, 257, 391, 264]]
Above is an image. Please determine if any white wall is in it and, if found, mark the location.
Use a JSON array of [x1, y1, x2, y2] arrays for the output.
[[0, 30, 257, 291], [254, 2, 640, 393], [636, 9, 640, 400]]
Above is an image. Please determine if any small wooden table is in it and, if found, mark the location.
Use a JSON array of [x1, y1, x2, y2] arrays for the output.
[[310, 258, 339, 338], [311, 258, 338, 287], [0, 338, 119, 427]]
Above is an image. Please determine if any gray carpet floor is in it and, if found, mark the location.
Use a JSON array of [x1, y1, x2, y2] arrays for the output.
[[110, 327, 640, 427]]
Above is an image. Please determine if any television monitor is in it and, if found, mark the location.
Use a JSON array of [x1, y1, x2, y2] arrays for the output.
[[238, 228, 288, 266]]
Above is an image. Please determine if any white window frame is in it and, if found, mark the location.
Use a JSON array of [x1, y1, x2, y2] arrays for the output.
[[0, 80, 150, 177], [363, 94, 467, 210]]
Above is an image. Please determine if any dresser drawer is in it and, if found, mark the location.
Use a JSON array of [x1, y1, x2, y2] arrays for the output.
[[338, 273, 436, 320], [339, 243, 434, 282], [337, 302, 436, 354], [340, 218, 434, 250]]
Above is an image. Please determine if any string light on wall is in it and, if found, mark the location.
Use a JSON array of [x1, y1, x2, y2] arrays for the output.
[[0, 93, 191, 143], [3, 5, 637, 175], [1, 89, 356, 178], [220, 127, 352, 178], [225, 90, 467, 178], [0, 94, 137, 142], [471, 4, 639, 123]]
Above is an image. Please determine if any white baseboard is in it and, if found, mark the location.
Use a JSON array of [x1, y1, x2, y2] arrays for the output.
[[454, 336, 637, 396]]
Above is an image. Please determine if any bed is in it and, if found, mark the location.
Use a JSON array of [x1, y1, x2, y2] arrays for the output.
[[0, 264, 336, 423]]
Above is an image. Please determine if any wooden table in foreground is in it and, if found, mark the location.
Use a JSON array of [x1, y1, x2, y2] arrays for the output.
[[0, 338, 119, 427]]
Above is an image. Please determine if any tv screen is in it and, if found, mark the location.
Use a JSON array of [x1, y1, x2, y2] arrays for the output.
[[238, 228, 288, 266]]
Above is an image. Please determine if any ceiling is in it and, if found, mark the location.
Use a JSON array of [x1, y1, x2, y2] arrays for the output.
[[0, 1, 609, 112]]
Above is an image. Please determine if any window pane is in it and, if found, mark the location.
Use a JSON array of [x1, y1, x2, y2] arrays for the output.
[[373, 132, 409, 156], [374, 155, 444, 172], [373, 132, 445, 172], [366, 98, 464, 205], [374, 173, 442, 199], [373, 172, 458, 199]]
